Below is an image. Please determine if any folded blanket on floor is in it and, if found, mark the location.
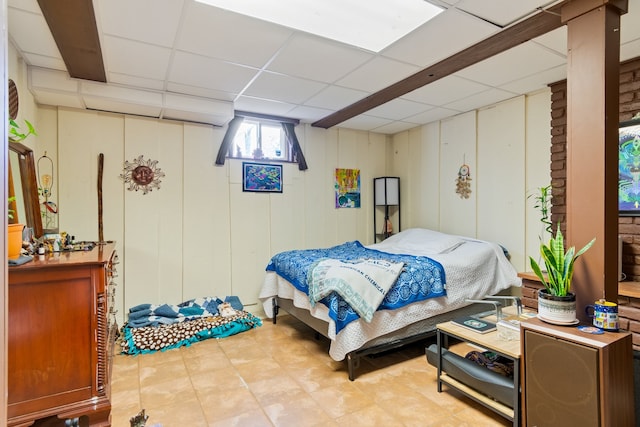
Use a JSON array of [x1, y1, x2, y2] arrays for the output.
[[308, 258, 404, 322], [127, 296, 227, 327], [120, 310, 262, 355]]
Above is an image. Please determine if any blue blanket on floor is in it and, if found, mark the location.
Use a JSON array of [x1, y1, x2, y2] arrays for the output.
[[127, 296, 243, 327], [266, 241, 446, 333]]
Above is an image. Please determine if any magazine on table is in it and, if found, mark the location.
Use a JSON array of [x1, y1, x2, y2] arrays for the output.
[[452, 316, 497, 334]]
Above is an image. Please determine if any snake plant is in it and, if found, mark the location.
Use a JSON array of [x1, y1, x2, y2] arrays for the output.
[[529, 224, 595, 296]]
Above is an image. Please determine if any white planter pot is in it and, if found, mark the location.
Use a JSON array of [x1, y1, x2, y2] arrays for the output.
[[537, 289, 577, 325]]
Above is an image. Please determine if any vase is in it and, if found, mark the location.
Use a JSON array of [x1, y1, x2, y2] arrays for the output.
[[537, 289, 577, 325], [8, 223, 24, 259]]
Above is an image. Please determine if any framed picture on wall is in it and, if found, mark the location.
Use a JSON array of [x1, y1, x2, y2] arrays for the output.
[[242, 162, 283, 193], [619, 118, 640, 215]]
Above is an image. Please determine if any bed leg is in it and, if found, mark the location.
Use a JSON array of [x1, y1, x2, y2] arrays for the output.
[[347, 353, 359, 381], [272, 297, 279, 324]]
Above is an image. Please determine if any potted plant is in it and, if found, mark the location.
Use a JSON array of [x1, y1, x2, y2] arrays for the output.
[[529, 224, 595, 324]]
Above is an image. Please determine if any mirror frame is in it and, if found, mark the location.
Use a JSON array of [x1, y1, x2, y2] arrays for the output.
[[9, 141, 43, 237]]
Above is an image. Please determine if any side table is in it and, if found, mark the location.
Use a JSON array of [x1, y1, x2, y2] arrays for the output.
[[433, 313, 525, 426]]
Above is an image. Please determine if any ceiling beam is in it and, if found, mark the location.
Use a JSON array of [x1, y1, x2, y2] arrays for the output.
[[37, 0, 106, 82], [312, 4, 564, 129]]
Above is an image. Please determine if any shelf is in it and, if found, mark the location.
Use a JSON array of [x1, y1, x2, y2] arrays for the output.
[[440, 374, 515, 419]]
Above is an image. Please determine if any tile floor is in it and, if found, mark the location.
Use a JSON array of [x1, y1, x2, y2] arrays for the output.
[[110, 315, 512, 427]]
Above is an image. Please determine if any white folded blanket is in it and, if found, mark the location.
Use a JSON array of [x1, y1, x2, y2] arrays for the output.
[[307, 258, 404, 322]]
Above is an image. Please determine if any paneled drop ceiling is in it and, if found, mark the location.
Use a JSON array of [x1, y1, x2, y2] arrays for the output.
[[7, 0, 640, 134]]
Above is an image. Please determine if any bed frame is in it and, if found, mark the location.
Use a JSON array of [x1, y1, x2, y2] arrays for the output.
[[271, 296, 508, 380]]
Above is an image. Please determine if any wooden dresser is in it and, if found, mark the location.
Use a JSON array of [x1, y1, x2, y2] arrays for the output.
[[7, 243, 118, 427]]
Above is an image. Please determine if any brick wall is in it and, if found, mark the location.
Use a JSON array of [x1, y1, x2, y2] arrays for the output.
[[549, 57, 640, 350], [549, 57, 640, 279]]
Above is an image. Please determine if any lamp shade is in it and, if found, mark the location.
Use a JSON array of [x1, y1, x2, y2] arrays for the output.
[[374, 177, 399, 206]]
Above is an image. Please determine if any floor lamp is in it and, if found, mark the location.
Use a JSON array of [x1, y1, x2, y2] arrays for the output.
[[374, 177, 400, 240]]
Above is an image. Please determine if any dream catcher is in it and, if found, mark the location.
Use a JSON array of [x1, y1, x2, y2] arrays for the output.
[[455, 163, 472, 199], [37, 151, 58, 231]]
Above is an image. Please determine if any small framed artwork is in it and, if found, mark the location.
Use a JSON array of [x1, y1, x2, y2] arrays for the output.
[[242, 162, 283, 193]]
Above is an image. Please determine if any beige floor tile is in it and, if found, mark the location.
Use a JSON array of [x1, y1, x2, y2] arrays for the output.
[[336, 404, 405, 426], [142, 399, 209, 427], [110, 316, 511, 427], [309, 381, 375, 419], [209, 409, 274, 427], [262, 394, 336, 427], [139, 375, 198, 408], [198, 385, 262, 422]]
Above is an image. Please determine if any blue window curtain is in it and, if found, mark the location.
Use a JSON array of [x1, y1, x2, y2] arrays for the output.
[[215, 116, 244, 165], [281, 122, 308, 170]]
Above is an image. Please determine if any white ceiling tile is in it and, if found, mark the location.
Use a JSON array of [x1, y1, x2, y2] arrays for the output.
[[338, 115, 392, 132], [177, 2, 293, 68], [169, 51, 258, 93], [166, 82, 237, 102], [454, 42, 566, 87], [367, 98, 432, 121], [454, 0, 552, 27], [267, 34, 373, 83], [621, 1, 640, 45], [109, 73, 166, 91], [499, 65, 566, 95], [96, 0, 184, 47], [19, 53, 67, 71], [304, 85, 369, 110], [444, 88, 517, 112], [287, 105, 334, 123], [372, 121, 418, 134], [532, 27, 567, 57], [383, 8, 499, 67], [8, 9, 61, 58], [243, 71, 327, 104], [103, 36, 172, 80], [7, 0, 640, 135], [336, 57, 420, 92], [402, 75, 489, 106], [234, 95, 297, 117], [8, 0, 41, 13], [404, 106, 464, 125]]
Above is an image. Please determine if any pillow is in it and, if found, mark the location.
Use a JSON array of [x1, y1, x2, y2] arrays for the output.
[[384, 228, 465, 254]]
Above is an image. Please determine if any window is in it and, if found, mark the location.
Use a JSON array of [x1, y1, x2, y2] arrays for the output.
[[216, 111, 308, 170], [232, 120, 288, 161]]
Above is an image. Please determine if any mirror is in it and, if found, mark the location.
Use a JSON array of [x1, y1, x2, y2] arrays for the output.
[[9, 141, 43, 238]]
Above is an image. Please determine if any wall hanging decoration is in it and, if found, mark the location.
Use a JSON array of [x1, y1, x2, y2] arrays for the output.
[[120, 155, 165, 195], [242, 162, 282, 193], [335, 168, 360, 208], [455, 162, 472, 199], [37, 151, 58, 232]]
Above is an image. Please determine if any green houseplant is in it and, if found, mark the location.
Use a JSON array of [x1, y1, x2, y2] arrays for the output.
[[529, 224, 595, 324], [529, 224, 595, 297], [9, 118, 37, 143]]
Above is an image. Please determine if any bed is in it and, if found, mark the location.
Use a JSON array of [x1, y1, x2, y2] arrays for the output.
[[259, 228, 521, 380]]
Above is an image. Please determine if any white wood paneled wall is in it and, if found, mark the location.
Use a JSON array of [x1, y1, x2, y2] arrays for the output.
[[439, 111, 478, 237], [51, 111, 387, 323], [390, 92, 551, 272]]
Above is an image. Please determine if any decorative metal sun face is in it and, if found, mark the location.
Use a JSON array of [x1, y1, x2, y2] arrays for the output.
[[120, 155, 165, 195]]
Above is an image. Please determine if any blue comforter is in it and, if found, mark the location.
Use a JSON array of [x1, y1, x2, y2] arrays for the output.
[[265, 241, 446, 333]]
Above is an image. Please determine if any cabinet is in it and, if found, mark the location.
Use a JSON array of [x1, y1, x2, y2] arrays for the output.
[[8, 243, 118, 427], [521, 318, 635, 427]]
